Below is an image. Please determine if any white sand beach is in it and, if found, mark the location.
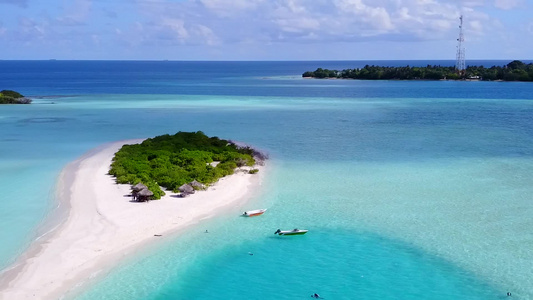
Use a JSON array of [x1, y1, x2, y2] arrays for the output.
[[0, 140, 265, 299]]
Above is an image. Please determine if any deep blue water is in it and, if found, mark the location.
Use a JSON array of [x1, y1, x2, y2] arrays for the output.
[[0, 60, 532, 299], [2, 60, 532, 99]]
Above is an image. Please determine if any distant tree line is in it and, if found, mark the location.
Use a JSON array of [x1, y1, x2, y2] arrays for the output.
[[0, 90, 32, 104], [109, 131, 257, 199], [302, 60, 533, 81]]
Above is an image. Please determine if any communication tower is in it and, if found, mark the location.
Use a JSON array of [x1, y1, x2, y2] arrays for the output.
[[455, 15, 466, 73]]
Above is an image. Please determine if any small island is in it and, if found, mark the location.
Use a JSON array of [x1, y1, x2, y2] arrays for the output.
[[2, 135, 268, 299], [109, 131, 265, 200], [0, 90, 32, 104], [302, 60, 533, 81]]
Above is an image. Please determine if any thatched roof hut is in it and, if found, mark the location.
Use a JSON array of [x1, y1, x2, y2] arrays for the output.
[[138, 188, 153, 197], [132, 183, 148, 192], [190, 180, 205, 189], [178, 184, 195, 194], [137, 188, 154, 202]]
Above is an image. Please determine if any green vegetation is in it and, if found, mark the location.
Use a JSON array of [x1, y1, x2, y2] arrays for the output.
[[302, 60, 533, 81], [109, 131, 257, 199], [0, 90, 32, 104]]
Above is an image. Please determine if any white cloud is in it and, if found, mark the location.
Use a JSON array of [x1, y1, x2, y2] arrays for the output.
[[494, 0, 522, 10], [274, 17, 320, 34], [161, 18, 189, 40], [429, 19, 452, 31], [199, 0, 263, 17], [469, 20, 483, 33], [0, 0, 529, 59], [395, 7, 417, 21], [17, 17, 48, 40], [3, 0, 499, 49], [191, 24, 220, 45], [446, 0, 486, 8], [334, 0, 394, 31]]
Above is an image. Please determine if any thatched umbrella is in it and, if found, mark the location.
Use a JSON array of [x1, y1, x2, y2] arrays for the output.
[[137, 188, 154, 202], [131, 183, 148, 201], [190, 180, 205, 189], [178, 184, 195, 194], [132, 183, 148, 192]]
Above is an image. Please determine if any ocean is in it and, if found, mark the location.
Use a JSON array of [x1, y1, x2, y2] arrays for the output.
[[0, 60, 532, 299]]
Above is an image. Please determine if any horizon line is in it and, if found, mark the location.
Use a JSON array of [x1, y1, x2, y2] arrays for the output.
[[1, 58, 531, 62]]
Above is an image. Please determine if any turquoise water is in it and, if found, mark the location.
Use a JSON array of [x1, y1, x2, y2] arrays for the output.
[[1, 61, 532, 299], [77, 227, 497, 300]]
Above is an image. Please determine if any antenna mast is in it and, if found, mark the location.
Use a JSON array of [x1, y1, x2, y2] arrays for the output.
[[455, 15, 466, 73]]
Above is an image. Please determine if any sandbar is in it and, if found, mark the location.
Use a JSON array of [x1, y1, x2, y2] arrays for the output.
[[0, 140, 265, 299]]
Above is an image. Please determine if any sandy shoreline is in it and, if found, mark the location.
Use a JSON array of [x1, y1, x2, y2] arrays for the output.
[[0, 140, 265, 299]]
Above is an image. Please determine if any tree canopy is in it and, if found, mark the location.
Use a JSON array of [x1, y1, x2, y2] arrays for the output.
[[0, 90, 32, 104], [108, 131, 257, 199], [302, 60, 533, 82]]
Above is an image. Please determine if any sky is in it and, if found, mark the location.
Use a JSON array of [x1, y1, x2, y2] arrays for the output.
[[0, 0, 531, 60]]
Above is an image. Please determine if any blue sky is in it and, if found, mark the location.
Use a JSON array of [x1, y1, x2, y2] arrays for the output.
[[0, 0, 531, 60]]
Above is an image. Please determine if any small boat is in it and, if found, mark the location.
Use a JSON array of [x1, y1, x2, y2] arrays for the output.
[[274, 228, 308, 236], [242, 209, 267, 217]]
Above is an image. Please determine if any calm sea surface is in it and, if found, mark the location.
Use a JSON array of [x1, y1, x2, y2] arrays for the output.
[[1, 60, 532, 299]]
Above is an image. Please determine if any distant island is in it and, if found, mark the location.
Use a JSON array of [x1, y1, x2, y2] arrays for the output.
[[109, 131, 265, 200], [0, 90, 32, 104], [302, 60, 533, 81]]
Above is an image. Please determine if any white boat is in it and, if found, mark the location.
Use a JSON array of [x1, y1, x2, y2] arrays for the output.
[[274, 228, 308, 236], [242, 209, 267, 217]]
